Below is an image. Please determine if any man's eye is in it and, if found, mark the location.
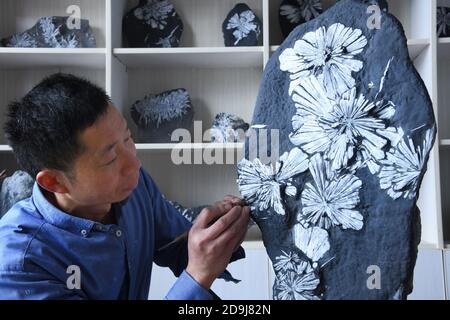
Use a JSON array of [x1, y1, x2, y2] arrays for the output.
[[106, 158, 117, 166]]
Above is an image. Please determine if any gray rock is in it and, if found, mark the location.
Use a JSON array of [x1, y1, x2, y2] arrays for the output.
[[237, 0, 436, 300], [130, 88, 194, 143], [1, 16, 96, 48], [222, 3, 262, 47], [123, 0, 183, 48], [1, 171, 34, 218], [210, 113, 250, 143]]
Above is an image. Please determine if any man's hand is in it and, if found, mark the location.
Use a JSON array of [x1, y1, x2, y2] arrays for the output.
[[186, 198, 250, 289]]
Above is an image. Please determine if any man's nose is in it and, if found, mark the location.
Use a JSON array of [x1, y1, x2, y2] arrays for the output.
[[123, 148, 141, 175]]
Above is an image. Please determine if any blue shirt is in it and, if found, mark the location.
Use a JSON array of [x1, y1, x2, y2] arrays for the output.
[[0, 168, 214, 300]]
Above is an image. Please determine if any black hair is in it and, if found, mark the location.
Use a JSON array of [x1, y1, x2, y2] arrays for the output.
[[4, 73, 111, 179]]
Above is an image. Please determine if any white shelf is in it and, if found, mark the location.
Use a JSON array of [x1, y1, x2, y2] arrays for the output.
[[271, 38, 430, 61], [407, 38, 431, 60], [113, 47, 264, 68], [136, 142, 244, 151], [0, 145, 12, 152], [419, 241, 441, 250], [0, 48, 106, 69], [441, 140, 450, 146], [0, 143, 244, 153]]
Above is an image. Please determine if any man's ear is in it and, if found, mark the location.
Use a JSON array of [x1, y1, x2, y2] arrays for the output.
[[36, 170, 70, 194]]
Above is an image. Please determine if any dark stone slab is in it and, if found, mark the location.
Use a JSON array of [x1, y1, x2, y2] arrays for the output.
[[1, 16, 96, 48], [222, 3, 262, 46], [123, 0, 183, 48], [279, 0, 324, 39], [237, 0, 436, 300]]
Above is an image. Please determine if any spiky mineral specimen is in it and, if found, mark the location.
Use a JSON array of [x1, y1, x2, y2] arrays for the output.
[[130, 88, 194, 143]]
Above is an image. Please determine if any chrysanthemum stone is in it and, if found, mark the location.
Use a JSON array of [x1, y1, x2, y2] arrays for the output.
[[123, 0, 183, 48], [1, 16, 96, 48], [237, 0, 436, 300], [222, 3, 262, 47]]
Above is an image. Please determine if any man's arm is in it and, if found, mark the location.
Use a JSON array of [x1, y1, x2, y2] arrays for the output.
[[0, 269, 86, 300], [140, 169, 250, 300]]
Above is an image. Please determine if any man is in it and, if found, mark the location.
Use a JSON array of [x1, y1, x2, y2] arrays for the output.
[[0, 73, 250, 299]]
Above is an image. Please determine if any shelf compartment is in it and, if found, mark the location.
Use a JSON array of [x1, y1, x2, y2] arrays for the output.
[[0, 145, 12, 152], [438, 38, 450, 59], [112, 0, 264, 48], [113, 47, 264, 68], [0, 0, 107, 47], [270, 38, 429, 61], [268, 0, 431, 46], [0, 48, 106, 69], [440, 147, 450, 246], [122, 67, 260, 144]]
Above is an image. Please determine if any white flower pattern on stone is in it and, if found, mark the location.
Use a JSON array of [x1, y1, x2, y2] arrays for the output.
[[235, 19, 436, 300], [378, 127, 435, 200], [227, 10, 260, 45], [7, 33, 37, 48], [293, 223, 330, 267], [237, 148, 309, 215], [273, 260, 320, 300], [289, 77, 401, 171], [273, 250, 304, 273], [279, 23, 367, 97], [134, 0, 174, 30], [300, 154, 363, 230], [40, 17, 79, 48], [155, 25, 180, 47], [280, 0, 322, 24]]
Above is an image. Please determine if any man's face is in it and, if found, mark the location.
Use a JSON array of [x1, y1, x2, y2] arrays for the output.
[[62, 104, 142, 207]]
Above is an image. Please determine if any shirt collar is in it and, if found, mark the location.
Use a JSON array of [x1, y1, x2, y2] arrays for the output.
[[32, 182, 96, 236]]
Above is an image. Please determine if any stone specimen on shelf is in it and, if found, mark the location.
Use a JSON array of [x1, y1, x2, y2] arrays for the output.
[[279, 0, 388, 40], [210, 113, 250, 143], [237, 0, 436, 300], [279, 0, 324, 39], [0, 171, 34, 218], [437, 6, 450, 38], [1, 16, 96, 48], [130, 88, 194, 143], [335, 0, 388, 11], [222, 3, 262, 47], [123, 0, 184, 48]]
